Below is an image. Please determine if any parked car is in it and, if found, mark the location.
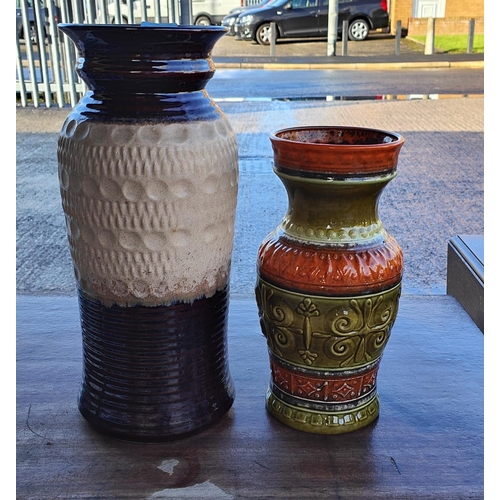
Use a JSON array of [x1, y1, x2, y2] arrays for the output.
[[101, 0, 241, 26], [234, 0, 389, 45], [16, 0, 61, 44], [222, 0, 276, 35]]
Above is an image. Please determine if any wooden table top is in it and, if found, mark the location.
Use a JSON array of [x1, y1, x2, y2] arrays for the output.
[[16, 294, 483, 499]]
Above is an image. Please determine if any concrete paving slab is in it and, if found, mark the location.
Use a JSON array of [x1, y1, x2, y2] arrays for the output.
[[16, 96, 484, 296], [210, 32, 484, 69]]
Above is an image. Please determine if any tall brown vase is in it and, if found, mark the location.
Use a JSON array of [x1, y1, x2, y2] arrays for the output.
[[256, 126, 404, 434], [57, 24, 238, 441]]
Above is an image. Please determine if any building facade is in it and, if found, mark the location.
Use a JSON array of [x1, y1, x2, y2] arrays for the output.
[[389, 0, 484, 35]]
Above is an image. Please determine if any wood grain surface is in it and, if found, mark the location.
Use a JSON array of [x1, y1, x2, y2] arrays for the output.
[[17, 294, 483, 499]]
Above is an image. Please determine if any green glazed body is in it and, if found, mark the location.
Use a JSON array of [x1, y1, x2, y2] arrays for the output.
[[256, 126, 405, 434]]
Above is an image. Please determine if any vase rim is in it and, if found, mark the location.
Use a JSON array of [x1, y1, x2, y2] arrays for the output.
[[57, 22, 228, 33], [271, 126, 404, 148]]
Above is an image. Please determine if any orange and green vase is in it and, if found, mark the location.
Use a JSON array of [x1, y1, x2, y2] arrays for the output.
[[256, 126, 405, 434]]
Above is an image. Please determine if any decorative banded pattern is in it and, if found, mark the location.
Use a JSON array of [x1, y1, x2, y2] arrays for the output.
[[58, 117, 238, 307], [280, 219, 384, 244], [266, 390, 379, 434], [270, 357, 379, 403], [256, 278, 401, 370], [257, 232, 403, 295]]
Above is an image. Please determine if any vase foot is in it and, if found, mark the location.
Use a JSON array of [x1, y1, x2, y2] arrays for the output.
[[78, 398, 234, 442], [266, 389, 379, 434]]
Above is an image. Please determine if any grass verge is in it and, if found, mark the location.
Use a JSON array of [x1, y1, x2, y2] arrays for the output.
[[409, 34, 484, 54]]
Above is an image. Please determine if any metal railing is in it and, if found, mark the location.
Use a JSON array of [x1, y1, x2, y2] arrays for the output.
[[16, 2, 479, 108], [16, 0, 207, 107]]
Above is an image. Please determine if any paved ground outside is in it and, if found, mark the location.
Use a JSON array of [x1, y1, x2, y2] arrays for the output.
[[212, 31, 425, 58], [16, 93, 484, 297], [210, 31, 485, 67]]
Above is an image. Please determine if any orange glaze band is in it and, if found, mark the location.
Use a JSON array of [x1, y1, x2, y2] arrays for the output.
[[257, 233, 403, 295], [270, 358, 380, 404]]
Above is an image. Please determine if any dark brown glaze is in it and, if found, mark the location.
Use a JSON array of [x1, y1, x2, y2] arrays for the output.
[[58, 24, 236, 441], [78, 287, 234, 442], [58, 23, 227, 120]]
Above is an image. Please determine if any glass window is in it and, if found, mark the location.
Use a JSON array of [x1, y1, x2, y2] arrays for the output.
[[292, 0, 318, 8]]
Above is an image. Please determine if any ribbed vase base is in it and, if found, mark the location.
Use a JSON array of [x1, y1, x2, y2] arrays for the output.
[[266, 390, 379, 435], [77, 287, 235, 442], [78, 399, 234, 442]]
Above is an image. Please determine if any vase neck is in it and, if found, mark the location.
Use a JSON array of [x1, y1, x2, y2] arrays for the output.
[[277, 171, 396, 246], [71, 90, 223, 122], [58, 24, 226, 94]]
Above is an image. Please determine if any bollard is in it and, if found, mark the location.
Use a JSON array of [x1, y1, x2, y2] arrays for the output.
[[341, 20, 348, 56], [270, 22, 276, 56], [467, 18, 475, 54], [424, 17, 435, 55], [395, 20, 401, 55]]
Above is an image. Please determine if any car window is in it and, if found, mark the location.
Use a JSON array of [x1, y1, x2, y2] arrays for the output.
[[291, 0, 318, 7], [16, 0, 36, 7], [321, 0, 355, 5]]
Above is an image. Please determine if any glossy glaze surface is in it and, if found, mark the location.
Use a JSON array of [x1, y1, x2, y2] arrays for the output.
[[78, 288, 234, 441], [271, 126, 403, 175], [257, 126, 404, 434], [57, 25, 237, 440]]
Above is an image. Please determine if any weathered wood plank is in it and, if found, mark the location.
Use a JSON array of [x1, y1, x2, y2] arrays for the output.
[[17, 295, 483, 499]]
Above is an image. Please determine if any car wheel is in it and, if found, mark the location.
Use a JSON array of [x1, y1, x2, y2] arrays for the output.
[[256, 23, 272, 45], [110, 16, 129, 24], [195, 16, 211, 26], [348, 19, 369, 41]]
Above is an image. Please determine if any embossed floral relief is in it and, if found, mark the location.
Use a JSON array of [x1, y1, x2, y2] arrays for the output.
[[256, 280, 401, 370]]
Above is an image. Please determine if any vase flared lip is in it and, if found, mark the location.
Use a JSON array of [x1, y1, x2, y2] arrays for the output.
[[271, 126, 404, 148], [270, 126, 404, 176], [57, 22, 227, 34]]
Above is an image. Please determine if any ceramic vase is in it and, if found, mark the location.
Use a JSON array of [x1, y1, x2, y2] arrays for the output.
[[256, 126, 404, 434], [57, 24, 238, 441]]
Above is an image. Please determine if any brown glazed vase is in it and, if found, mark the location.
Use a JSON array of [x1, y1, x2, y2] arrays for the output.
[[256, 126, 404, 434], [57, 24, 238, 441]]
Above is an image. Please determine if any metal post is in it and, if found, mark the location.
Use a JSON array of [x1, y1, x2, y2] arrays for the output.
[[327, 0, 338, 56], [154, 0, 161, 23], [19, 0, 40, 106], [395, 20, 401, 55], [86, 0, 97, 23], [71, 0, 85, 22], [47, 0, 65, 106], [467, 18, 475, 54], [97, 0, 108, 23], [140, 0, 148, 22], [33, 0, 51, 106], [270, 22, 276, 56], [341, 20, 348, 56], [424, 17, 435, 55], [125, 0, 134, 23], [179, 0, 192, 24], [168, 0, 176, 23]]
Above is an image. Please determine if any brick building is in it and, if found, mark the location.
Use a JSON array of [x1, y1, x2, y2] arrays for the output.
[[389, 0, 484, 36]]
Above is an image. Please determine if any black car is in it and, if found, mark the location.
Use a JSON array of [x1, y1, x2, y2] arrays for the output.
[[222, 0, 274, 35], [235, 0, 389, 45]]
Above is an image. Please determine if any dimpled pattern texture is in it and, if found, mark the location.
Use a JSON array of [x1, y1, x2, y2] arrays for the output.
[[58, 116, 238, 307]]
